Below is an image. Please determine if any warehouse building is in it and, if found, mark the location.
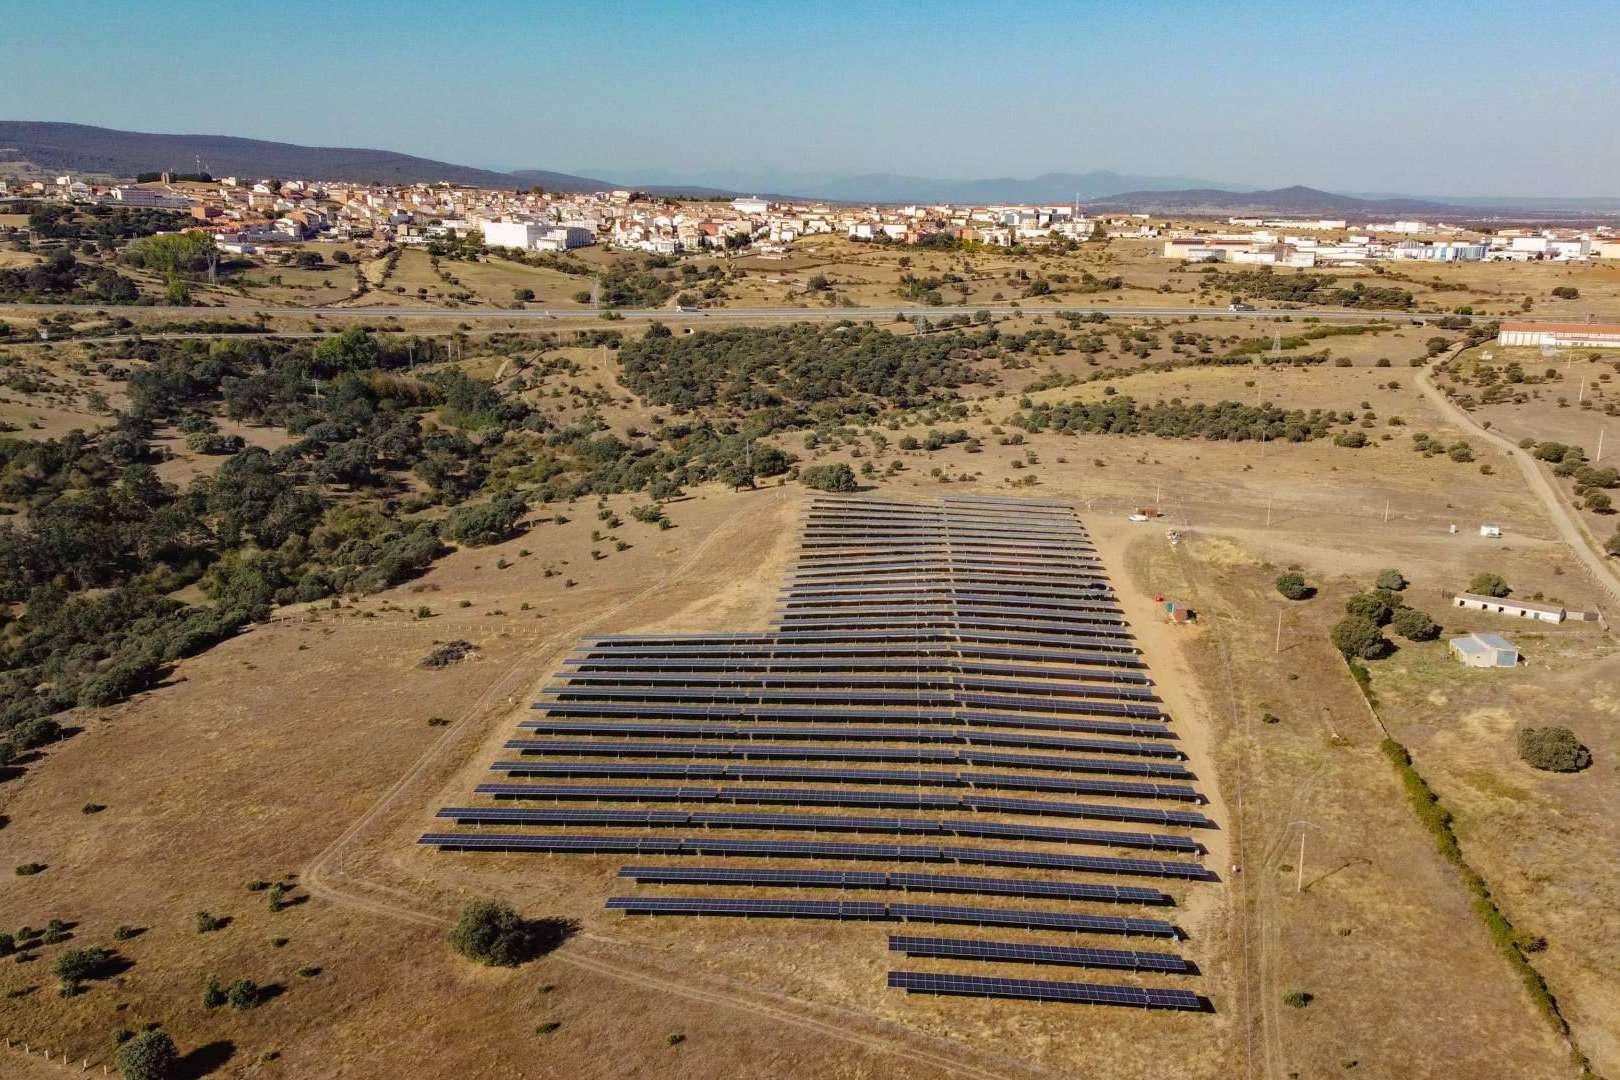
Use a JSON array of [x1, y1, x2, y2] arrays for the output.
[[1452, 592, 1569, 623], [1496, 321, 1620, 349], [1449, 632, 1519, 668]]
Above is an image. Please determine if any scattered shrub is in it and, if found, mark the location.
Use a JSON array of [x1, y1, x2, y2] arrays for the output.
[[1517, 727, 1591, 772], [1283, 990, 1314, 1008], [1274, 573, 1312, 600], [1330, 615, 1388, 660], [1391, 607, 1440, 641], [1375, 569, 1407, 591], [1468, 572, 1510, 597], [116, 1028, 179, 1080]]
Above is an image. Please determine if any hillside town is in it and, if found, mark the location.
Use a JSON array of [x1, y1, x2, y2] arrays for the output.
[[4, 171, 1617, 266]]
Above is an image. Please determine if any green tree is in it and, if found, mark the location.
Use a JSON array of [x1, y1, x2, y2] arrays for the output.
[[1331, 614, 1388, 660], [1392, 606, 1439, 641], [1468, 572, 1510, 597], [117, 1028, 179, 1080], [1607, 528, 1620, 557], [513, 288, 534, 302], [54, 946, 112, 988], [1375, 569, 1407, 591], [799, 463, 858, 492], [1274, 573, 1312, 600], [1517, 726, 1591, 772], [450, 900, 541, 967], [312, 327, 381, 374], [1345, 591, 1394, 626]]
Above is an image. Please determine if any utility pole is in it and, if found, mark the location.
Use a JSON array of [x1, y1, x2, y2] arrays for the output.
[[1597, 429, 1605, 464], [1265, 494, 1272, 527], [1274, 610, 1283, 655], [1384, 498, 1390, 524], [1288, 820, 1320, 894]]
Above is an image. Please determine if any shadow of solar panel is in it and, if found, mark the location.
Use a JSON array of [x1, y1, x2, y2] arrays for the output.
[[887, 935, 1191, 973], [514, 721, 1179, 758], [488, 761, 1201, 802], [888, 971, 1203, 1010], [435, 806, 1200, 852], [616, 866, 1170, 904], [417, 834, 1214, 879], [605, 897, 1175, 936], [500, 741, 1195, 778]]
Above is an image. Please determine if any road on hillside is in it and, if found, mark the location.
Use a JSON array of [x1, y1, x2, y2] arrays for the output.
[[1416, 357, 1620, 607], [3, 300, 1613, 325]]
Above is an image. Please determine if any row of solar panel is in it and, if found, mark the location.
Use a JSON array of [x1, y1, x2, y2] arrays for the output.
[[777, 599, 1125, 622], [787, 563, 1114, 579], [526, 703, 1170, 740], [434, 806, 1201, 852], [513, 723, 1181, 759], [538, 688, 1163, 719], [562, 657, 1153, 686], [781, 584, 1120, 602], [488, 761, 1201, 802], [616, 866, 1171, 905], [887, 935, 1188, 973], [548, 673, 1156, 703], [583, 629, 1140, 653], [766, 619, 1139, 646], [775, 598, 1126, 619], [776, 585, 1119, 607], [570, 642, 1145, 668], [604, 896, 1175, 936], [780, 566, 1101, 582], [477, 783, 1211, 826], [500, 741, 1196, 779], [887, 971, 1202, 1011], [417, 834, 1214, 879]]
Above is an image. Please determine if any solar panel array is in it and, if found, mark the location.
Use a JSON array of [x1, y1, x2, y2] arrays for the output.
[[423, 495, 1213, 1013]]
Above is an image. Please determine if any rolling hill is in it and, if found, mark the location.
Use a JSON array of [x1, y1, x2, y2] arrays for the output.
[[0, 121, 612, 190]]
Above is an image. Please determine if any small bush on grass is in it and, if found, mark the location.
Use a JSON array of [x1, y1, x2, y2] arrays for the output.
[[1274, 573, 1312, 600], [1517, 727, 1591, 772], [117, 1028, 179, 1080]]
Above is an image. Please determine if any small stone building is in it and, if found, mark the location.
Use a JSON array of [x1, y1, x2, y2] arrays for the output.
[[1449, 632, 1519, 669]]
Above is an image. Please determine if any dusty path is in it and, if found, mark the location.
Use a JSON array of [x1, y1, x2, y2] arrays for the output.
[[1416, 356, 1620, 607]]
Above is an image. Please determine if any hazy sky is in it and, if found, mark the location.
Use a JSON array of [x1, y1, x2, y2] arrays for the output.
[[13, 0, 1620, 195]]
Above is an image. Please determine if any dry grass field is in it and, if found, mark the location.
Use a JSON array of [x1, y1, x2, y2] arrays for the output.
[[1, 308, 1616, 1079]]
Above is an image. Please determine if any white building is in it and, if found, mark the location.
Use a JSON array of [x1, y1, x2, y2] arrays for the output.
[[1496, 321, 1620, 350], [1452, 592, 1567, 624], [481, 220, 594, 251], [1449, 632, 1519, 668], [1389, 240, 1486, 262], [731, 197, 769, 215]]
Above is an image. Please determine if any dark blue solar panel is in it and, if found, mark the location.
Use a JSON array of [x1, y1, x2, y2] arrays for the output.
[[435, 807, 1199, 852], [501, 740, 1194, 778], [887, 936, 1191, 973], [888, 971, 1203, 1010], [418, 834, 1214, 879], [616, 865, 1170, 904], [488, 761, 1200, 801]]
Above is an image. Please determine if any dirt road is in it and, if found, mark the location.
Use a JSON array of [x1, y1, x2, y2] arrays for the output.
[[1415, 357, 1620, 608]]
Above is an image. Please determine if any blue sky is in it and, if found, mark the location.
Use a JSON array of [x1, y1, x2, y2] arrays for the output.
[[12, 0, 1619, 195]]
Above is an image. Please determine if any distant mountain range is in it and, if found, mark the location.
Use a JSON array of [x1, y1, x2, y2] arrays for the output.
[[1085, 184, 1465, 216], [596, 168, 1245, 204], [3, 122, 1615, 216]]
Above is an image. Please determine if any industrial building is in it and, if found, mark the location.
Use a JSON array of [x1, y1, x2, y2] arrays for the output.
[[480, 220, 595, 252], [1496, 322, 1620, 350]]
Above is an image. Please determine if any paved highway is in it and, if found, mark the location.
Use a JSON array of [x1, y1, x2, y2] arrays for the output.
[[2, 300, 1611, 326]]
